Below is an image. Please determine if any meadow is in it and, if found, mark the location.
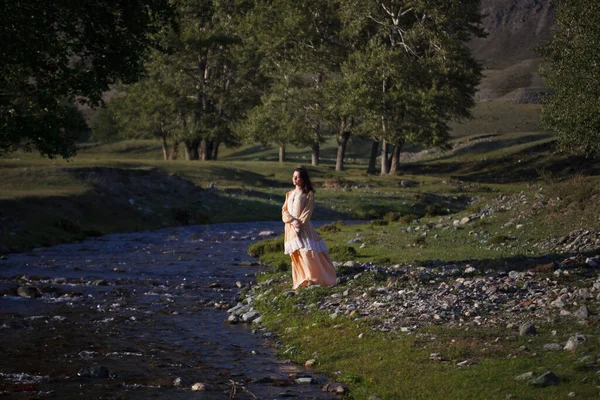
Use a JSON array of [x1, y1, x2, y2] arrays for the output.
[[2, 102, 600, 399]]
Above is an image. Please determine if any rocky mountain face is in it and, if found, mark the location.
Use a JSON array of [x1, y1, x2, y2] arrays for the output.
[[468, 0, 556, 103]]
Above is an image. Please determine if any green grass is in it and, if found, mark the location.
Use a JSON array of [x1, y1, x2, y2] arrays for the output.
[[251, 274, 600, 399]]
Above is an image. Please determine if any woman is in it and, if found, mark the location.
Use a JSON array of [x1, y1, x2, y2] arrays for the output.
[[282, 167, 337, 289]]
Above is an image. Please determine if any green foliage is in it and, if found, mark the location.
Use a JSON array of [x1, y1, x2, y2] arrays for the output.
[[319, 221, 344, 233], [0, 0, 175, 158], [91, 107, 120, 143], [329, 245, 357, 261], [248, 236, 284, 258], [539, 0, 600, 156], [488, 235, 514, 245], [425, 204, 448, 217]]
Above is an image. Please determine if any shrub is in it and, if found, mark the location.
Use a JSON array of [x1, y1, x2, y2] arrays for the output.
[[248, 236, 284, 258], [370, 219, 388, 226], [425, 204, 448, 217], [398, 214, 419, 224], [329, 245, 358, 261], [383, 212, 402, 222], [319, 221, 344, 233], [488, 235, 514, 244]]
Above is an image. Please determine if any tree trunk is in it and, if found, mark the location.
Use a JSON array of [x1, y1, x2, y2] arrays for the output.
[[367, 140, 379, 174], [279, 145, 286, 163], [389, 140, 404, 174], [169, 140, 179, 160], [311, 142, 320, 166], [380, 139, 389, 175], [184, 140, 200, 160], [200, 139, 209, 161], [206, 140, 214, 160], [211, 141, 220, 160], [160, 135, 169, 161], [335, 119, 350, 172]]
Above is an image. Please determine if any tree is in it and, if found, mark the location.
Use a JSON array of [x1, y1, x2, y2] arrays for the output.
[[0, 0, 175, 158], [156, 0, 262, 161], [242, 0, 344, 165], [111, 77, 180, 161], [539, 0, 600, 156], [336, 0, 484, 175]]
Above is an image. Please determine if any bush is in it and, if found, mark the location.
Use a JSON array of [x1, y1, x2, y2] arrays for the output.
[[370, 219, 388, 226], [383, 212, 402, 222], [319, 221, 344, 233], [248, 236, 284, 258], [425, 204, 448, 217], [488, 235, 514, 244], [329, 245, 358, 261], [398, 214, 419, 224]]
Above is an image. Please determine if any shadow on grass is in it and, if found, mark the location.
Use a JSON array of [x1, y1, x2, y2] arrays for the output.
[[200, 165, 287, 188], [403, 142, 600, 183]]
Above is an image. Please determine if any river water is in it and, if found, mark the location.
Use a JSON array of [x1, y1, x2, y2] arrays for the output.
[[0, 222, 336, 399]]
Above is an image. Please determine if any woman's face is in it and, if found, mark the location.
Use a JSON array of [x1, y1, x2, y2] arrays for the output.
[[292, 171, 303, 187]]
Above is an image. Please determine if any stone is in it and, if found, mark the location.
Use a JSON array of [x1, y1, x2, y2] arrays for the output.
[[305, 359, 316, 367], [242, 310, 260, 322], [173, 377, 190, 387], [258, 230, 275, 237], [528, 371, 559, 387], [191, 382, 207, 391], [585, 258, 598, 267], [295, 377, 315, 384], [564, 334, 587, 351], [519, 322, 536, 336], [77, 365, 110, 378], [17, 285, 41, 299], [460, 217, 470, 225], [543, 343, 563, 351], [574, 305, 590, 320], [514, 371, 534, 381], [322, 382, 349, 393]]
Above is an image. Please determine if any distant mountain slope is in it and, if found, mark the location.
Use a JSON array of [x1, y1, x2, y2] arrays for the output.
[[468, 0, 555, 103]]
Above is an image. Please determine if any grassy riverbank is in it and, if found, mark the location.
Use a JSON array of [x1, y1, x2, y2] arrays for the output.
[[2, 102, 600, 398], [248, 176, 600, 399]]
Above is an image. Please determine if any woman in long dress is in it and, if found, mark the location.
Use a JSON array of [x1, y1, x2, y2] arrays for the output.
[[282, 167, 337, 289]]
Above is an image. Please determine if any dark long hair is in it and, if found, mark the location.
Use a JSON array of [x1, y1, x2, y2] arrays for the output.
[[294, 167, 314, 194]]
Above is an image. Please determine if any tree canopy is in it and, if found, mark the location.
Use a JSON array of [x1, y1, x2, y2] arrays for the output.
[[539, 0, 600, 156], [0, 0, 174, 158]]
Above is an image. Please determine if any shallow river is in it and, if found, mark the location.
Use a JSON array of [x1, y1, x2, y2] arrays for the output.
[[0, 222, 336, 399]]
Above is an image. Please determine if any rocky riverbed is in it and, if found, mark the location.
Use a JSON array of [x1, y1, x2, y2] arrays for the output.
[[0, 222, 337, 399]]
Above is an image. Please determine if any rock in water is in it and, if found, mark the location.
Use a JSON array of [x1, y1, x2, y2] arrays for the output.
[[77, 365, 109, 378], [17, 285, 41, 299]]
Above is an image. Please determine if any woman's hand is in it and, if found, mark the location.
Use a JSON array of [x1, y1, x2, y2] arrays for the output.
[[291, 219, 300, 230]]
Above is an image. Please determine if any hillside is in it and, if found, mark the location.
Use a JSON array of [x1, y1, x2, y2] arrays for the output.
[[468, 0, 555, 103]]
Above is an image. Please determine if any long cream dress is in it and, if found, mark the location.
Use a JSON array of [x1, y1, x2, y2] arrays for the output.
[[282, 189, 337, 289]]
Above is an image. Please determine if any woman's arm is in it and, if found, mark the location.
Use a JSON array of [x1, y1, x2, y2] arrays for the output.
[[282, 192, 294, 223], [297, 191, 314, 225]]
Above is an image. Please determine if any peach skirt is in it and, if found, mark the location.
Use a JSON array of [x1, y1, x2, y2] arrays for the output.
[[290, 250, 337, 289]]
